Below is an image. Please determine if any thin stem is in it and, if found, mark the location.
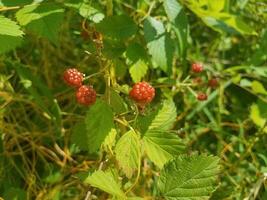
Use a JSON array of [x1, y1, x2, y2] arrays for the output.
[[106, 0, 113, 16], [182, 75, 191, 83], [83, 71, 104, 81], [186, 86, 197, 97], [140, 1, 156, 21], [0, 6, 20, 12]]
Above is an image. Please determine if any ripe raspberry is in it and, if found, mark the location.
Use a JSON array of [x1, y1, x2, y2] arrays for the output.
[[208, 78, 219, 88], [197, 92, 208, 101], [191, 63, 204, 73], [63, 68, 84, 87], [76, 85, 96, 106], [129, 82, 155, 105]]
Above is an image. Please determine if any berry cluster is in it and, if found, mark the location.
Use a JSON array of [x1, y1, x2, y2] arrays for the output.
[[191, 62, 219, 101], [63, 68, 96, 106], [63, 68, 156, 107]]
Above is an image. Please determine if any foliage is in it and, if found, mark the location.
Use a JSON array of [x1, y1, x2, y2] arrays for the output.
[[0, 0, 267, 199]]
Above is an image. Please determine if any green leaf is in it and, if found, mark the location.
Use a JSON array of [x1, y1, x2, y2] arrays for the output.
[[143, 130, 185, 168], [71, 122, 88, 151], [129, 60, 148, 83], [85, 170, 126, 198], [0, 15, 24, 54], [184, 2, 256, 35], [79, 3, 104, 23], [251, 81, 267, 95], [126, 43, 147, 63], [207, 0, 225, 12], [164, 0, 188, 59], [164, 0, 183, 21], [4, 187, 27, 200], [1, 0, 33, 6], [115, 130, 141, 178], [148, 99, 177, 131], [106, 88, 128, 114], [144, 17, 174, 74], [127, 197, 144, 200], [85, 100, 114, 153], [103, 39, 126, 59], [158, 154, 220, 200], [96, 15, 137, 40], [249, 30, 267, 65], [126, 43, 148, 82], [102, 128, 117, 152], [65, 0, 104, 22], [250, 104, 267, 132], [205, 13, 257, 35], [16, 4, 64, 43], [114, 59, 127, 78], [137, 109, 158, 135]]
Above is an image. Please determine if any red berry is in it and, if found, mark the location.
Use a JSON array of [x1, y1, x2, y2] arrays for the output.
[[192, 77, 203, 85], [208, 78, 219, 88], [76, 85, 96, 106], [197, 92, 207, 101], [129, 82, 155, 105], [63, 68, 84, 87], [191, 63, 204, 73]]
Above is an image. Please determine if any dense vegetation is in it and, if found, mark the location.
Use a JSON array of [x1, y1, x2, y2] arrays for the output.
[[0, 0, 267, 199]]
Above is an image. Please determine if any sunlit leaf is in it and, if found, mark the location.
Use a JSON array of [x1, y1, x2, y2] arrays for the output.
[[85, 100, 114, 153], [158, 154, 220, 200], [144, 130, 185, 168], [115, 130, 141, 178], [0, 15, 24, 54], [16, 4, 64, 43], [144, 17, 174, 74], [96, 15, 137, 40], [85, 170, 126, 198], [148, 99, 177, 131]]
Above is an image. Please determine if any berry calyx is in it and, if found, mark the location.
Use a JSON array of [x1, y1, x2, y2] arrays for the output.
[[208, 78, 219, 88], [197, 92, 207, 101], [76, 85, 96, 106], [63, 68, 84, 87], [191, 63, 204, 73], [129, 82, 155, 106]]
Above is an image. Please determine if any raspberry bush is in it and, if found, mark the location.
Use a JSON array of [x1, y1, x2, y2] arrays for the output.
[[1, 0, 267, 200]]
